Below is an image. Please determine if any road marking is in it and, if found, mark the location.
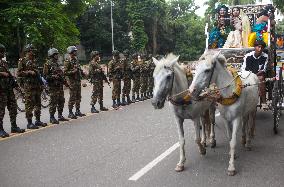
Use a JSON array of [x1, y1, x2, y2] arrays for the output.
[[129, 112, 221, 181], [129, 142, 180, 181]]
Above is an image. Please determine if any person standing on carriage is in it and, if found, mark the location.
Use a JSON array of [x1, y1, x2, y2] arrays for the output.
[[17, 44, 47, 129], [89, 50, 108, 113], [43, 48, 69, 124], [241, 40, 269, 109], [0, 44, 25, 138]]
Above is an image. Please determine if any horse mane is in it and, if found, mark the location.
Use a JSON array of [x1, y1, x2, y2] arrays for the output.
[[154, 53, 184, 76]]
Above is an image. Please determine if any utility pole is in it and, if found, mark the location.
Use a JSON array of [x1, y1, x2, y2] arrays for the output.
[[111, 0, 114, 51]]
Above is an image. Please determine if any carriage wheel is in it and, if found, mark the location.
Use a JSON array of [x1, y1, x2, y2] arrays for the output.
[[41, 89, 50, 108], [272, 70, 283, 134]]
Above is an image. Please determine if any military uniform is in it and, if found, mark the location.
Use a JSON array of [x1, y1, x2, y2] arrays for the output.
[[131, 57, 141, 102], [0, 58, 25, 137], [89, 55, 108, 112], [108, 51, 124, 108], [122, 54, 132, 105], [43, 57, 67, 124], [140, 60, 149, 100], [17, 50, 47, 129], [147, 59, 155, 98]]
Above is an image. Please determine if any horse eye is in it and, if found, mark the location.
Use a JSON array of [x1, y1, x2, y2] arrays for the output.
[[204, 69, 210, 73]]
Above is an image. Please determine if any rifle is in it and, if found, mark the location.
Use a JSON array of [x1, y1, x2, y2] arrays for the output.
[[0, 61, 19, 89], [25, 60, 44, 85], [101, 71, 111, 88]]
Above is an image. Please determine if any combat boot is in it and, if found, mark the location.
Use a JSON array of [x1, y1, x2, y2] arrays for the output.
[[136, 95, 141, 102], [126, 95, 132, 105], [139, 94, 144, 101], [27, 119, 39, 129], [68, 109, 77, 119], [0, 122, 9, 138], [112, 99, 118, 108], [91, 105, 99, 113], [50, 114, 59, 124], [58, 114, 69, 121], [35, 119, 48, 127], [11, 121, 25, 133], [99, 102, 108, 111], [117, 98, 121, 106], [132, 95, 136, 103], [121, 97, 127, 106], [75, 108, 86, 117]]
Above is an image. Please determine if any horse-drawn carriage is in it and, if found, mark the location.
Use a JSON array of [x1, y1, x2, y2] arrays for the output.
[[204, 3, 283, 134]]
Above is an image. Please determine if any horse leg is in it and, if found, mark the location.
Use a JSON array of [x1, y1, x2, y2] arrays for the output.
[[228, 117, 241, 176], [194, 118, 206, 155], [241, 115, 248, 147], [175, 117, 186, 172], [200, 112, 209, 147], [245, 110, 256, 151], [209, 105, 216, 148]]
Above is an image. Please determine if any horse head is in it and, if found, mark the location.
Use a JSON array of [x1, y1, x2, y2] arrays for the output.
[[189, 53, 227, 99], [151, 53, 180, 109]]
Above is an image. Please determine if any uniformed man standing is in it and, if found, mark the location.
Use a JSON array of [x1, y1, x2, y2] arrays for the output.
[[108, 50, 123, 108], [147, 54, 155, 98], [89, 51, 108, 113], [64, 46, 85, 119], [43, 48, 68, 124], [140, 55, 148, 101], [131, 53, 141, 102], [121, 49, 132, 105], [17, 44, 47, 129], [0, 44, 25, 137]]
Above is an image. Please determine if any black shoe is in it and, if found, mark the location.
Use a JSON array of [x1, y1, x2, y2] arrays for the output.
[[58, 115, 69, 121], [0, 130, 9, 138], [91, 106, 99, 113], [27, 120, 39, 129], [75, 109, 86, 117], [132, 96, 136, 103], [35, 120, 48, 127], [50, 116, 59, 124], [136, 96, 141, 102], [117, 98, 121, 106], [100, 106, 108, 111], [11, 126, 25, 133], [139, 94, 144, 101], [112, 100, 118, 108], [68, 112, 77, 119], [126, 96, 132, 105], [121, 98, 127, 106]]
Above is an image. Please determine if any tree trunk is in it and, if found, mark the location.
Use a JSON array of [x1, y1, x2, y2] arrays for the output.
[[152, 15, 158, 55]]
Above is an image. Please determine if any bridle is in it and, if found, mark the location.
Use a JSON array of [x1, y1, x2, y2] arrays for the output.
[[206, 59, 217, 88]]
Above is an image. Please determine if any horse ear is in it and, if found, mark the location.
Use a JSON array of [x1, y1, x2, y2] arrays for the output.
[[169, 55, 180, 67], [214, 54, 226, 66], [152, 57, 159, 66]]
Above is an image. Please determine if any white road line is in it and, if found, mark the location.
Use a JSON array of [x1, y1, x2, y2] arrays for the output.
[[128, 142, 180, 181], [128, 112, 221, 181]]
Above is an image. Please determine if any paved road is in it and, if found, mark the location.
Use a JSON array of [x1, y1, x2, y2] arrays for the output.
[[0, 85, 284, 187]]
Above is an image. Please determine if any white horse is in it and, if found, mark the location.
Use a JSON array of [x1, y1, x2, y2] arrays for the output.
[[189, 54, 259, 176], [151, 54, 215, 172]]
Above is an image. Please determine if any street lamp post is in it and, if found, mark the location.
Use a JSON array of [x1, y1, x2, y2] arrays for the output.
[[111, 0, 114, 51]]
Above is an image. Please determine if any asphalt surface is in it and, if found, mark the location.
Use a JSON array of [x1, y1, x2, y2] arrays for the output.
[[0, 84, 284, 187]]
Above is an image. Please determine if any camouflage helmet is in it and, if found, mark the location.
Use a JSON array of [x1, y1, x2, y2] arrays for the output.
[[24, 44, 36, 52], [0, 43, 5, 52], [90, 50, 100, 58], [112, 50, 120, 56], [123, 49, 130, 55], [48, 48, 59, 57], [67, 46, 77, 54]]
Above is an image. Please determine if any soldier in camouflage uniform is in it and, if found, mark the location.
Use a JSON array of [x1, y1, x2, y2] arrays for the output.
[[0, 44, 25, 138], [89, 50, 108, 113], [64, 46, 85, 119], [140, 55, 148, 101], [147, 54, 155, 98], [121, 49, 132, 105], [108, 50, 124, 108], [17, 44, 47, 129], [43, 48, 68, 124], [131, 53, 141, 102]]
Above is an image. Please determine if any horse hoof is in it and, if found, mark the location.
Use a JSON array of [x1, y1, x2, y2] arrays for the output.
[[175, 165, 184, 172], [200, 148, 206, 155], [210, 140, 216, 148], [227, 170, 236, 176]]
